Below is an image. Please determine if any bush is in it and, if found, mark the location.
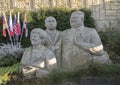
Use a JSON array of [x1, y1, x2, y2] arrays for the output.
[[0, 57, 19, 67], [0, 63, 19, 85], [99, 29, 120, 63], [0, 8, 96, 48], [7, 63, 120, 85]]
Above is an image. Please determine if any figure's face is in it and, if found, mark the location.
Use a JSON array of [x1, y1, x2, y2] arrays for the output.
[[70, 14, 83, 28], [30, 31, 42, 46], [45, 17, 57, 30]]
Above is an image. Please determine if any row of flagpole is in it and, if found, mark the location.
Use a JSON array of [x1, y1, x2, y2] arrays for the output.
[[2, 11, 28, 48]]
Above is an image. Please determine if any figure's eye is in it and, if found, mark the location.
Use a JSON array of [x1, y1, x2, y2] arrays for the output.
[[48, 20, 51, 22], [40, 36, 44, 39], [52, 20, 54, 22]]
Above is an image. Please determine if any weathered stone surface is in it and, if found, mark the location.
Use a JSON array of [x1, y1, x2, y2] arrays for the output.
[[45, 16, 62, 69], [62, 11, 111, 70], [80, 77, 108, 85], [20, 28, 57, 78], [62, 81, 79, 85], [110, 78, 120, 85]]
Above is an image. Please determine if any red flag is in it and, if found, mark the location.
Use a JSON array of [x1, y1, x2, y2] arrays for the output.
[[22, 13, 28, 37], [16, 12, 21, 35], [8, 12, 14, 37], [2, 12, 8, 37]]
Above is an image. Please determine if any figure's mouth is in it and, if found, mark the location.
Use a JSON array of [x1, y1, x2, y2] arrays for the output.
[[30, 39, 37, 41]]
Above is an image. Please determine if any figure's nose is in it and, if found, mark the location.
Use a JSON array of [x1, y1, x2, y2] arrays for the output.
[[49, 22, 53, 25]]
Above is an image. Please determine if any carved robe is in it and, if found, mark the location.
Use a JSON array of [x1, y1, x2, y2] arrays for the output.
[[46, 29, 62, 69], [62, 27, 110, 70], [20, 45, 57, 78]]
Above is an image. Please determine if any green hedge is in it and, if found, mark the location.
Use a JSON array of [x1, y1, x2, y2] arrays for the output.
[[99, 29, 120, 63], [0, 8, 95, 47]]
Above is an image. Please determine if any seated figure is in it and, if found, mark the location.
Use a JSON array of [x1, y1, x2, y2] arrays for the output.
[[20, 28, 57, 78], [62, 11, 111, 70]]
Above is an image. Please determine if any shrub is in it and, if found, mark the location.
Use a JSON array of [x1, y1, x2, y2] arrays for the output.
[[99, 29, 120, 63], [0, 63, 19, 85], [0, 57, 19, 67], [7, 63, 120, 85]]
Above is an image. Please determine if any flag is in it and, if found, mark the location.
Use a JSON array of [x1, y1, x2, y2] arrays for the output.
[[8, 12, 14, 37], [2, 12, 8, 37], [16, 12, 21, 35], [22, 13, 28, 37], [13, 14, 18, 36]]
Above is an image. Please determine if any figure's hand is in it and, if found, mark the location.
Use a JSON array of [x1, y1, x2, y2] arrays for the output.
[[51, 46, 57, 52], [74, 33, 83, 47], [41, 38, 47, 45]]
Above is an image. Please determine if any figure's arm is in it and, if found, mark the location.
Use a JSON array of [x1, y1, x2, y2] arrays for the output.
[[46, 51, 57, 71], [74, 29, 104, 55], [20, 48, 30, 72], [46, 32, 62, 52], [54, 33, 62, 51]]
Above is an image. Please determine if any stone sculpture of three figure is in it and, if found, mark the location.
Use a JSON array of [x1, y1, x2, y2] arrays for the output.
[[20, 11, 111, 78]]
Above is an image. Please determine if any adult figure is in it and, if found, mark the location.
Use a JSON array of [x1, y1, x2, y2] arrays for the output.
[[20, 28, 57, 78], [62, 11, 111, 70], [45, 16, 62, 69]]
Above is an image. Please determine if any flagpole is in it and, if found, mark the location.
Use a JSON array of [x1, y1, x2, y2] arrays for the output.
[[19, 26, 24, 47], [11, 12, 16, 47], [19, 13, 27, 47], [17, 12, 22, 48], [15, 13, 19, 48], [3, 12, 13, 46], [13, 14, 18, 47], [10, 11, 15, 46]]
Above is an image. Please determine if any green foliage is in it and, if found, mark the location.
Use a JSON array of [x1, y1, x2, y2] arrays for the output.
[[0, 57, 19, 67], [0, 63, 19, 84], [81, 8, 96, 28], [99, 29, 120, 63], [49, 63, 120, 84], [0, 63, 119, 85], [0, 8, 96, 48], [88, 63, 120, 77]]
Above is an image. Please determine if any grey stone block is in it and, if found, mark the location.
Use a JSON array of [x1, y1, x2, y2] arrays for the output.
[[80, 77, 108, 85], [110, 78, 120, 85]]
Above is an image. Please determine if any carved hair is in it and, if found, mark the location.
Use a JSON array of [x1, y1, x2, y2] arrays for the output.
[[45, 16, 56, 23], [71, 11, 85, 19], [30, 28, 47, 39]]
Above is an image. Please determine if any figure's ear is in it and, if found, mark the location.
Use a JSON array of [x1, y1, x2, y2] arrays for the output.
[[41, 39, 45, 45], [81, 17, 84, 23], [45, 23, 47, 28]]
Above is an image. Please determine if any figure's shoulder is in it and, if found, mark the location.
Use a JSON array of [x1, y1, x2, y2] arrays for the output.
[[84, 27, 97, 33], [63, 28, 71, 32], [44, 48, 55, 58], [56, 30, 62, 35], [24, 47, 32, 51], [62, 29, 71, 35]]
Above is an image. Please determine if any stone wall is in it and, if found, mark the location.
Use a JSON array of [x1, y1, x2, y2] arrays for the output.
[[88, 0, 120, 31], [0, 0, 120, 30]]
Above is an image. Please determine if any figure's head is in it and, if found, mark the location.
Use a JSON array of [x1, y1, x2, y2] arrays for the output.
[[70, 11, 84, 28], [45, 16, 57, 30], [30, 28, 47, 46]]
